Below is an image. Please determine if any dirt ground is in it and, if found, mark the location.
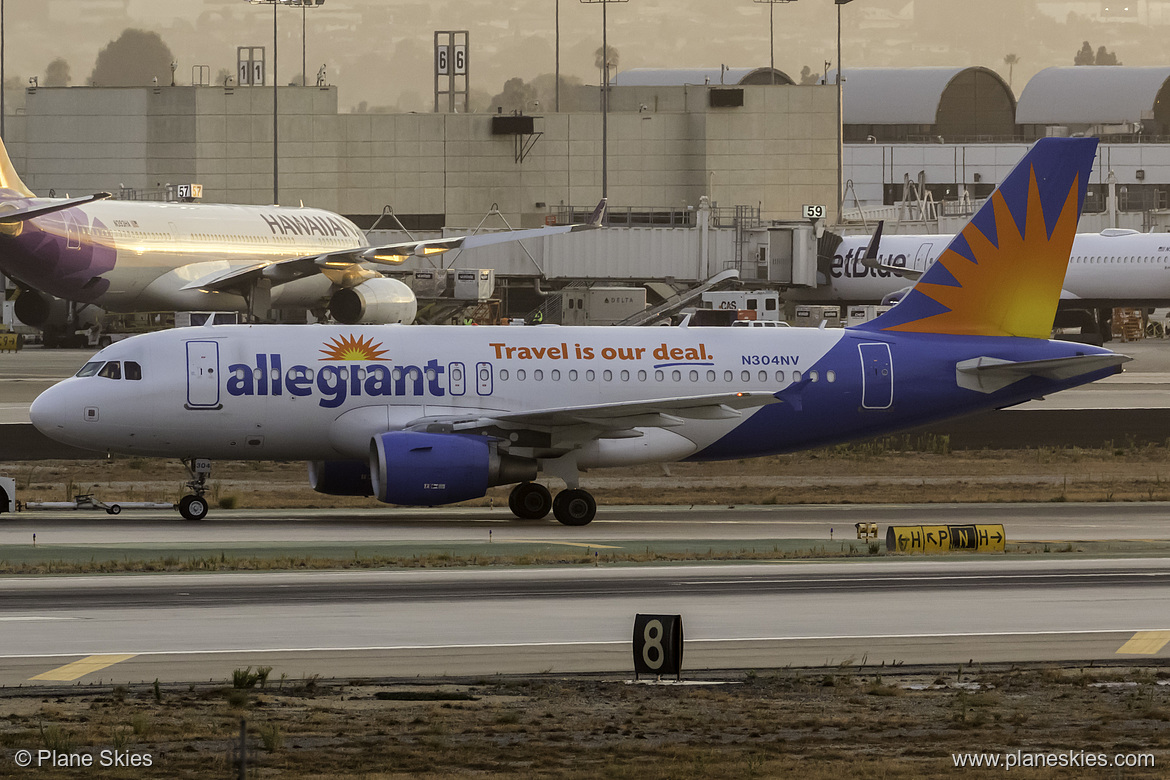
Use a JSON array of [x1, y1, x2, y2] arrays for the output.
[[2, 664, 1168, 778], [7, 438, 1170, 509]]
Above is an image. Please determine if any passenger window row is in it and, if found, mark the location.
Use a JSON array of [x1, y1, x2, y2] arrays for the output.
[[1073, 255, 1164, 264], [495, 368, 837, 384]]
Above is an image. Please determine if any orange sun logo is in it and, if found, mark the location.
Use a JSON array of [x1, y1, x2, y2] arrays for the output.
[[319, 334, 391, 361]]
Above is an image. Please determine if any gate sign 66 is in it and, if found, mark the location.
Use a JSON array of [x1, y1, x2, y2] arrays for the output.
[[632, 613, 684, 679], [436, 45, 467, 76]]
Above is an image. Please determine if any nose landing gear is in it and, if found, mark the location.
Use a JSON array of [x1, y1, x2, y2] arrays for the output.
[[179, 458, 212, 521]]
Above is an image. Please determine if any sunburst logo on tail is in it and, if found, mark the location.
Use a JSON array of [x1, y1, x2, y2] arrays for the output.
[[856, 137, 1098, 339], [319, 334, 390, 361]]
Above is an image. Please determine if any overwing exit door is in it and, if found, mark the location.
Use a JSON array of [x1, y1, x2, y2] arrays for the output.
[[186, 340, 221, 409]]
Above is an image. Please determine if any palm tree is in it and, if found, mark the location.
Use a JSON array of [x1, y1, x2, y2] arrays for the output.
[[1003, 53, 1020, 90]]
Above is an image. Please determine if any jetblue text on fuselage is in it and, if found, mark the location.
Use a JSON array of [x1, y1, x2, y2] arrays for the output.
[[830, 250, 909, 279], [226, 354, 458, 408]]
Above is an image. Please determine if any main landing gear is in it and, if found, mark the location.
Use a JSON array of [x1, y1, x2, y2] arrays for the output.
[[179, 458, 212, 521], [508, 482, 597, 526]]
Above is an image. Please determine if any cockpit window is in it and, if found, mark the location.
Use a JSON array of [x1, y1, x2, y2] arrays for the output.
[[75, 361, 103, 377], [97, 361, 122, 380], [125, 361, 142, 381]]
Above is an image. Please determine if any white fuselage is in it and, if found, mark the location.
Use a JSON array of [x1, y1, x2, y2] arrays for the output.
[[2, 198, 367, 312], [802, 229, 1170, 306], [30, 324, 845, 465]]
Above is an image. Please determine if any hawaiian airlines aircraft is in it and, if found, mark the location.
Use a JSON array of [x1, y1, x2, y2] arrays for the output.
[[811, 227, 1170, 310], [31, 138, 1127, 525], [0, 138, 601, 333]]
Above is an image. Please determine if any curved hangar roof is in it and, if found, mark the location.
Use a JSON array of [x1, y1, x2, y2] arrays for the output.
[[1017, 66, 1170, 125], [610, 67, 794, 87], [831, 66, 1016, 125]]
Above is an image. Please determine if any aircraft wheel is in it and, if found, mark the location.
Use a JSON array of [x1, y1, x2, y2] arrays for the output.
[[552, 489, 596, 526], [106, 504, 121, 515], [178, 494, 209, 521], [509, 482, 552, 520]]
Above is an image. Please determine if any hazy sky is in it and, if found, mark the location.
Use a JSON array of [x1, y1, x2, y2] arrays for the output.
[[9, 1, 1164, 111]]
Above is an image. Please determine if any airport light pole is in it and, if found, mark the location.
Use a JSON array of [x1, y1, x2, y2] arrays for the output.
[[245, 1, 322, 205], [580, 0, 628, 206], [244, 0, 282, 204], [555, 0, 560, 111], [2, 0, 6, 141], [835, 0, 855, 222], [752, 0, 795, 86]]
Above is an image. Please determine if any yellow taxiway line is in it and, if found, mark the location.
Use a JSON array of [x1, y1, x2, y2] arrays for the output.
[[1117, 631, 1170, 655], [30, 654, 138, 681]]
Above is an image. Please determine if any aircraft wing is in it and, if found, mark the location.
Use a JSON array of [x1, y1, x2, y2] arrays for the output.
[[402, 391, 779, 449], [182, 199, 607, 294], [955, 353, 1130, 394]]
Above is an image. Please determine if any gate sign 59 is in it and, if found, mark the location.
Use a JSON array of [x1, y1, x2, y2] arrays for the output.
[[803, 204, 827, 220]]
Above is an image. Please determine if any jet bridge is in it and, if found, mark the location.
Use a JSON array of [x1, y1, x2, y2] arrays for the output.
[[736, 222, 819, 286]]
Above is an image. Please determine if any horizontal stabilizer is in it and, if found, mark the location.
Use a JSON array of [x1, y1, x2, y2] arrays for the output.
[[862, 258, 921, 281], [955, 353, 1130, 394], [0, 192, 112, 223], [859, 222, 920, 280]]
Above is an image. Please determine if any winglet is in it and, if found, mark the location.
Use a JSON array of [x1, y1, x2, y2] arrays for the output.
[[855, 137, 1098, 339]]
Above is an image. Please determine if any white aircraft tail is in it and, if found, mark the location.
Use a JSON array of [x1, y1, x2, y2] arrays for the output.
[[0, 137, 34, 198]]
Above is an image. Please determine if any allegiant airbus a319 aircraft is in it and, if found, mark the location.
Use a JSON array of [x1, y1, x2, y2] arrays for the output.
[[31, 138, 1127, 525], [0, 138, 602, 334]]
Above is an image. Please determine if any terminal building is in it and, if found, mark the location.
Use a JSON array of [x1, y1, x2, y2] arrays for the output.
[[5, 64, 1170, 323]]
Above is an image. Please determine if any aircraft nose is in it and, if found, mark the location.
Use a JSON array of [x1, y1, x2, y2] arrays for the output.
[[30, 383, 72, 440]]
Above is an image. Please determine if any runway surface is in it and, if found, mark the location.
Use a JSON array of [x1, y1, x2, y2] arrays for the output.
[[2, 559, 1170, 686], [4, 502, 1170, 544]]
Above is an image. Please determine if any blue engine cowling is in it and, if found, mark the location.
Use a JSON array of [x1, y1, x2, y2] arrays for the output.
[[308, 460, 373, 497], [369, 431, 536, 506]]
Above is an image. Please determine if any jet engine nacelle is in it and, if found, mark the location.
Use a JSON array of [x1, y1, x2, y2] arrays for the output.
[[369, 431, 536, 506], [329, 277, 417, 325], [308, 460, 373, 496], [12, 289, 63, 328]]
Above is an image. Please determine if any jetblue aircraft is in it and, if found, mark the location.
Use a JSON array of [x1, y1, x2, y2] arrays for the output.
[[0, 138, 601, 333], [31, 138, 1127, 525], [811, 227, 1170, 310]]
